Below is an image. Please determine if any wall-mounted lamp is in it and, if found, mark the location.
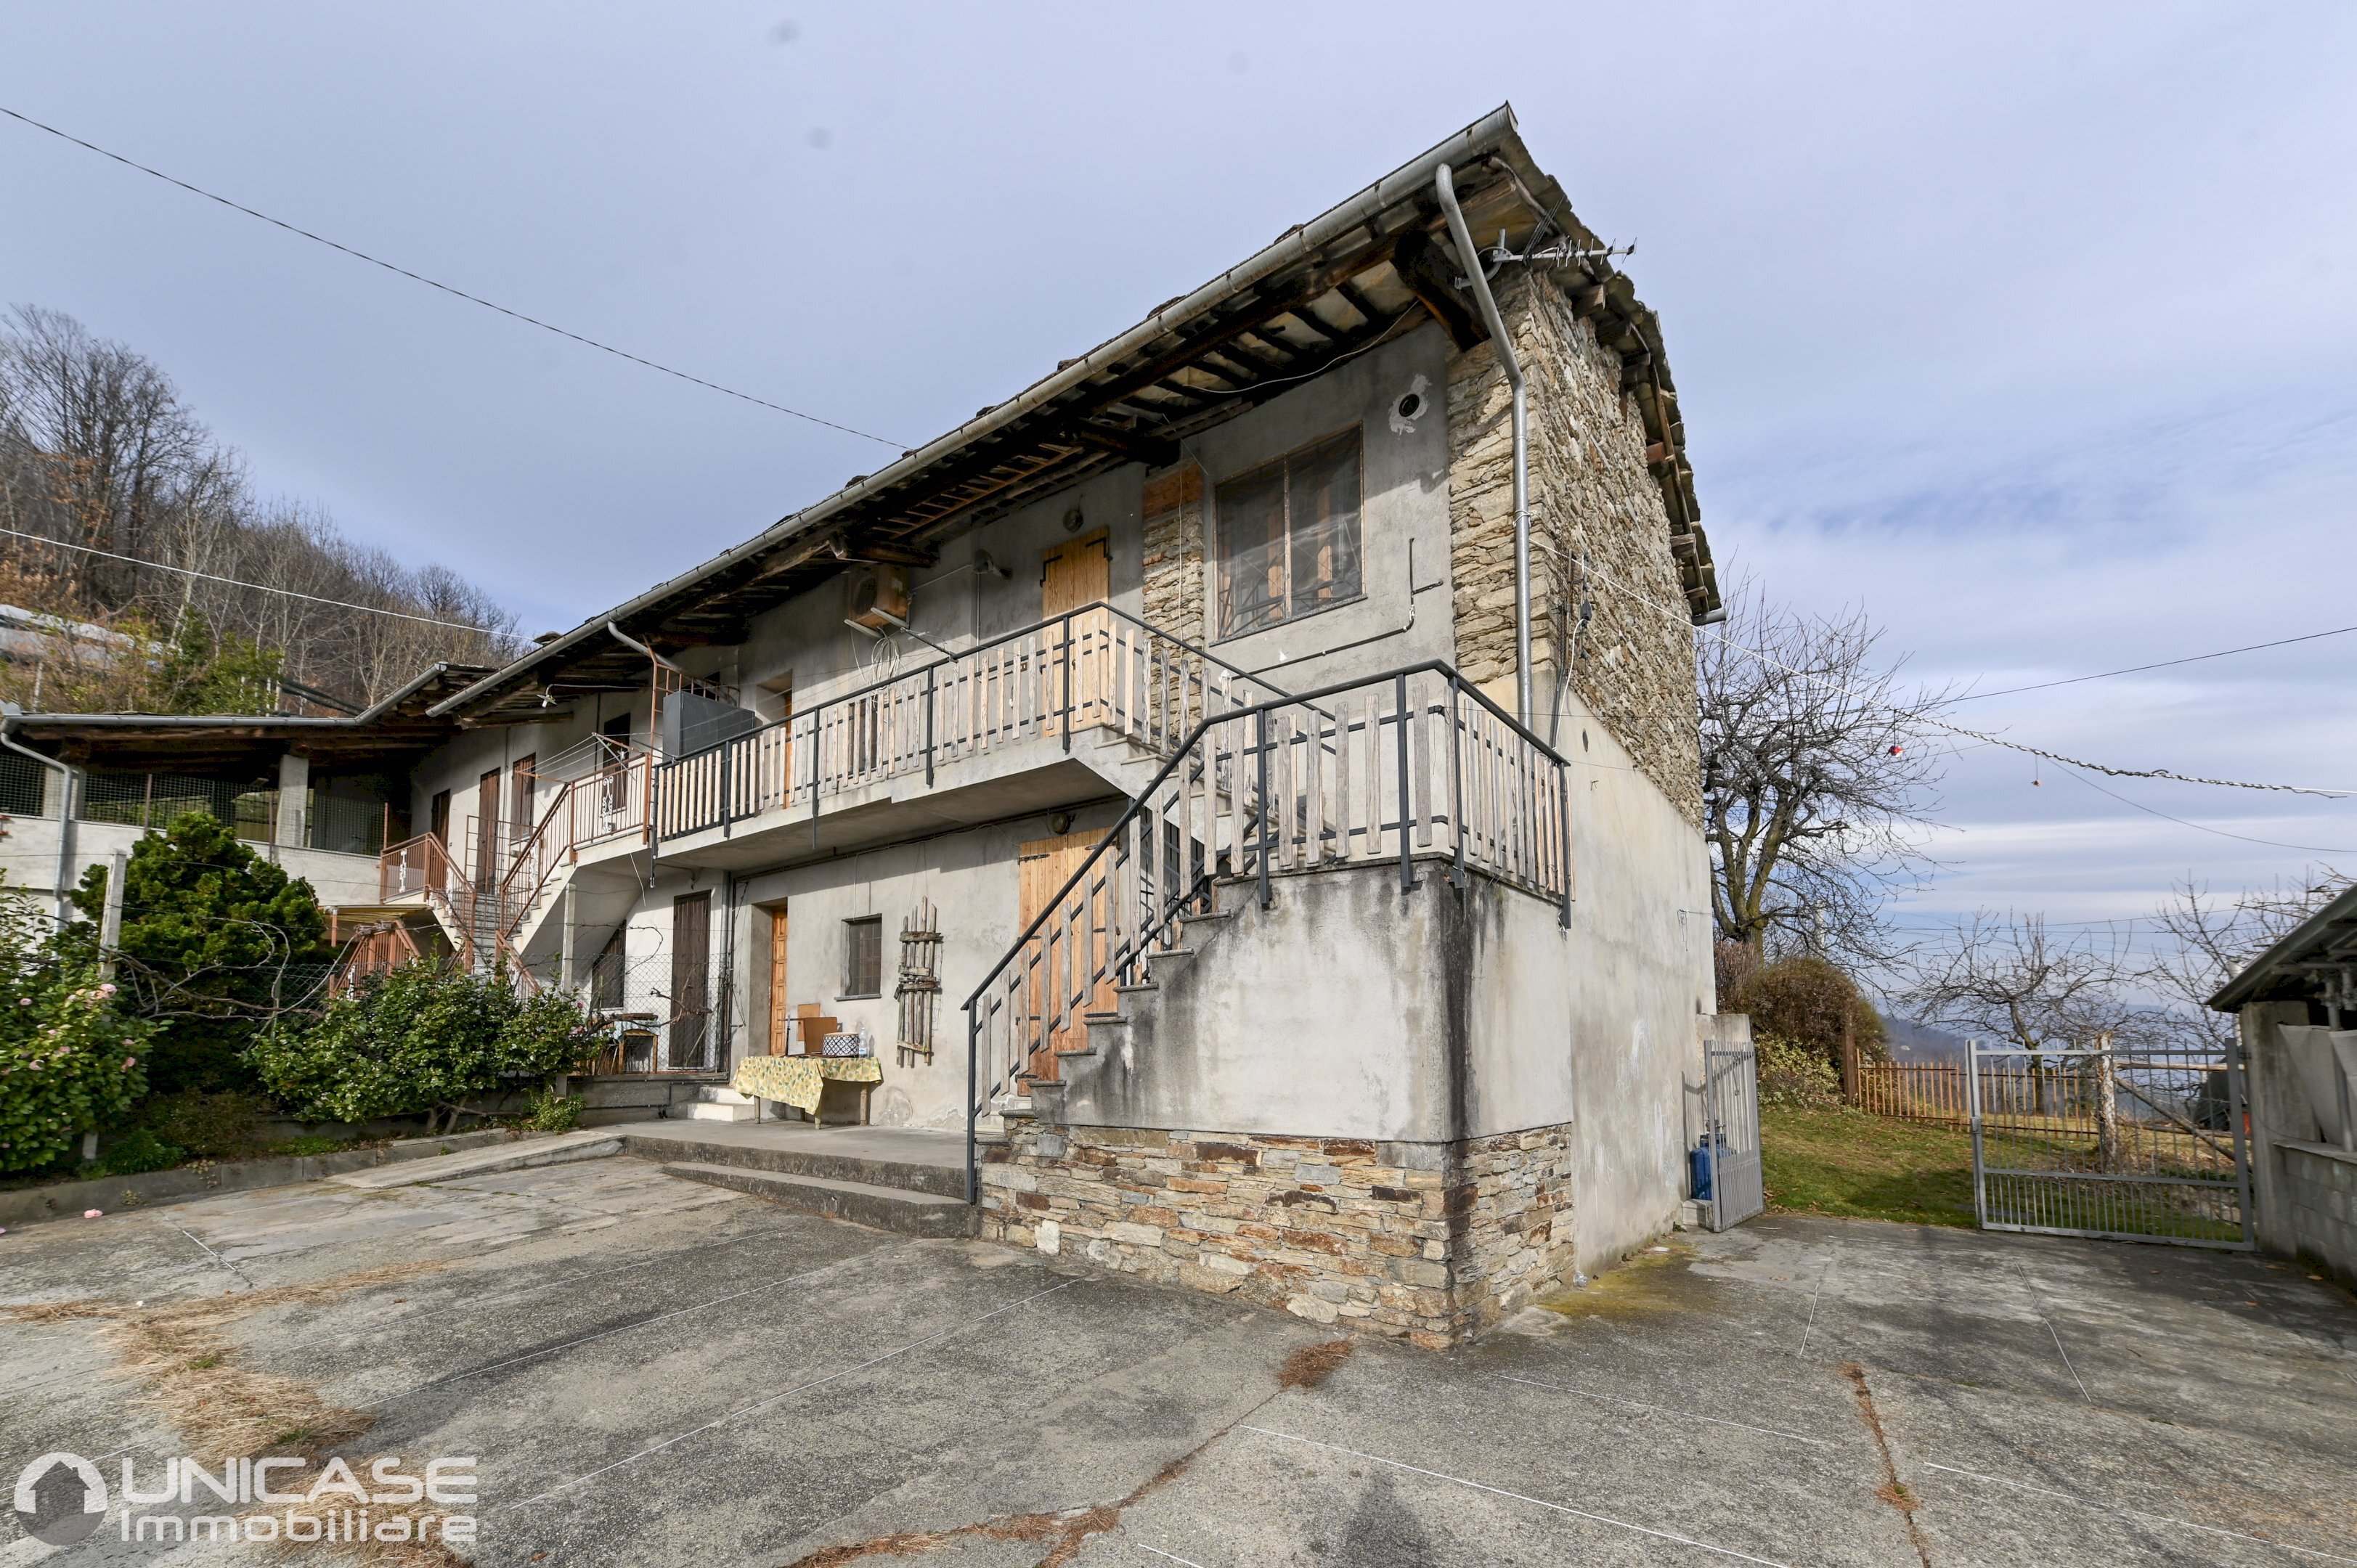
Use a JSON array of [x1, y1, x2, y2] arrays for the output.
[[974, 550, 1011, 581]]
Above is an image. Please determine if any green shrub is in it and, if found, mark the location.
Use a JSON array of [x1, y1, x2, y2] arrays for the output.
[[521, 1088, 584, 1133], [272, 1134, 345, 1156], [137, 1090, 266, 1159], [61, 814, 332, 1095], [1724, 955, 1885, 1070], [97, 1127, 185, 1175], [0, 886, 158, 1174], [1756, 1031, 1843, 1109], [247, 964, 599, 1134]]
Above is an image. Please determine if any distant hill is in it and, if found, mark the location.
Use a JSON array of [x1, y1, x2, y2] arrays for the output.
[[1880, 1013, 1968, 1062], [0, 303, 517, 714]]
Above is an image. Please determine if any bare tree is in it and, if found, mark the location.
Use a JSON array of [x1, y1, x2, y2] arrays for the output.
[[2146, 869, 2347, 1047], [1701, 578, 1953, 966], [1901, 910, 2153, 1053], [1, 304, 518, 711]]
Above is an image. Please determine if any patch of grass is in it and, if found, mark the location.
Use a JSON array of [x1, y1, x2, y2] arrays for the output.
[[1761, 1105, 1977, 1228], [272, 1135, 351, 1157]]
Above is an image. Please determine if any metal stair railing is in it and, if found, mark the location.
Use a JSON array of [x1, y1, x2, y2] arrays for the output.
[[494, 746, 656, 939], [961, 660, 1575, 1200], [654, 603, 1297, 843], [378, 830, 498, 971]]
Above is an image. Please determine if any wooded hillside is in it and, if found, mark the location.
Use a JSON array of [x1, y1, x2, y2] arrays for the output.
[[0, 304, 518, 715]]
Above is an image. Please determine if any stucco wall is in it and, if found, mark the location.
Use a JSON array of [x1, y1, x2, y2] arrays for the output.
[[1445, 270, 1702, 825], [602, 799, 1132, 1131], [1036, 757, 1710, 1277], [1137, 324, 1457, 693], [0, 811, 383, 910], [2241, 1000, 2357, 1283]]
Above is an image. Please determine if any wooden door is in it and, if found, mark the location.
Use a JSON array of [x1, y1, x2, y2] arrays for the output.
[[1017, 828, 1112, 1079], [474, 769, 501, 888], [765, 904, 789, 1055], [670, 891, 712, 1069], [428, 790, 450, 889], [509, 754, 536, 837], [1041, 528, 1110, 618], [1041, 529, 1111, 735]]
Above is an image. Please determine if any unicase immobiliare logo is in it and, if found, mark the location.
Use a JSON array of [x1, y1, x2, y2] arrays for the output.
[[12, 1450, 479, 1547]]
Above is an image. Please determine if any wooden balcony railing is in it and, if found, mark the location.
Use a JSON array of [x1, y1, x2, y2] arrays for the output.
[[654, 603, 1290, 842]]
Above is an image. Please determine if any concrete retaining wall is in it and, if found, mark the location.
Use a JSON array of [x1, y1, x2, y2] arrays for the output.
[[0, 1126, 541, 1230]]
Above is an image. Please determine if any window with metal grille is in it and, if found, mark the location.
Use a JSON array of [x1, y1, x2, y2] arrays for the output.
[[842, 915, 883, 998], [1212, 428, 1363, 639]]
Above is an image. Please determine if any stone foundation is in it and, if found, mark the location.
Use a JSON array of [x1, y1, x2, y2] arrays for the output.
[[978, 1118, 1577, 1347]]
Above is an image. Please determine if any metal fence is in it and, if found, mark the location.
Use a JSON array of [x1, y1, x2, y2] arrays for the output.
[[1968, 1041, 2252, 1248], [562, 948, 728, 1075], [79, 769, 278, 841], [0, 750, 46, 817]]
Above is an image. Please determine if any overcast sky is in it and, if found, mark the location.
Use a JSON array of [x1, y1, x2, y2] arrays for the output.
[[4, 2, 2353, 957]]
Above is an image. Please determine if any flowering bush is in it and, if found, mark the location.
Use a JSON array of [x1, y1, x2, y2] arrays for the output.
[[0, 965, 159, 1175]]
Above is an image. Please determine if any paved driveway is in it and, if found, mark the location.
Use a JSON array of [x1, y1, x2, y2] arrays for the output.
[[2, 1153, 2352, 1566]]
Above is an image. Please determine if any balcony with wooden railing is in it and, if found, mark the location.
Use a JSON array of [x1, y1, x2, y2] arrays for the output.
[[653, 603, 1292, 854]]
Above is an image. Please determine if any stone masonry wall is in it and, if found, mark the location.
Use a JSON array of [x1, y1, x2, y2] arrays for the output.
[[1446, 270, 1702, 824], [978, 1119, 1578, 1348], [1141, 463, 1205, 642]]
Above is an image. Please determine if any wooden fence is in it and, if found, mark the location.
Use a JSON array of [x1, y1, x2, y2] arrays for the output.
[[1856, 1061, 1971, 1125]]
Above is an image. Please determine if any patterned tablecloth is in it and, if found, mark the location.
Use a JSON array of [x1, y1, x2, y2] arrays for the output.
[[731, 1054, 882, 1116]]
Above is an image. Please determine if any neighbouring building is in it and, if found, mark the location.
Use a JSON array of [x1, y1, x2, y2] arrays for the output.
[[0, 106, 1736, 1342], [2208, 889, 2357, 1286]]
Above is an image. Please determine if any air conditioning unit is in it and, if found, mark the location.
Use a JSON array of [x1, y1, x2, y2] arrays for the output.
[[846, 563, 911, 632]]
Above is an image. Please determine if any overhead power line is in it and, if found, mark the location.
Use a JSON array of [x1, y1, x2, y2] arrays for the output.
[[1955, 620, 2357, 702], [1579, 556, 2353, 799], [0, 103, 904, 450], [0, 526, 496, 631], [2053, 763, 2357, 854]]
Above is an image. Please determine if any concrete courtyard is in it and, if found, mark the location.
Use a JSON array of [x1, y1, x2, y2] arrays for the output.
[[3, 1146, 2353, 1567]]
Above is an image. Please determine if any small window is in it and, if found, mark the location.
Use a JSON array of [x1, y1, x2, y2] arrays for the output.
[[842, 915, 884, 998], [1213, 428, 1364, 639]]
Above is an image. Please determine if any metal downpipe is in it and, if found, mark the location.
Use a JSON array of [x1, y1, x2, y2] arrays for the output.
[[1435, 162, 1531, 728]]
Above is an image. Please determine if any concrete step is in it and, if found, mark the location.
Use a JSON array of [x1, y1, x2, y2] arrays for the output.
[[614, 1129, 969, 1200], [659, 1161, 977, 1238], [693, 1087, 760, 1104], [329, 1129, 622, 1189], [669, 1100, 759, 1122]]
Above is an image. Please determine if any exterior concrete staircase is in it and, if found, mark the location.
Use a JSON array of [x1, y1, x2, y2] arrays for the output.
[[667, 1087, 761, 1122], [625, 1125, 977, 1238]]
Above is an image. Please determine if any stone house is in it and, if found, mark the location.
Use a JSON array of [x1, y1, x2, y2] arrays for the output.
[[0, 105, 1732, 1342]]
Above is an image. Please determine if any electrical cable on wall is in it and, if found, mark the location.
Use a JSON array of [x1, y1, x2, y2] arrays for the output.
[[0, 103, 904, 449]]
